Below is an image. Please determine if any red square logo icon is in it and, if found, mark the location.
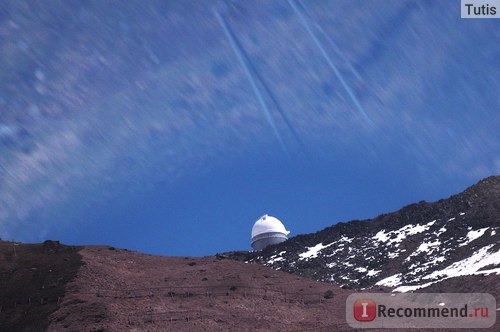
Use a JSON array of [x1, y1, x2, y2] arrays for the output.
[[353, 299, 376, 321]]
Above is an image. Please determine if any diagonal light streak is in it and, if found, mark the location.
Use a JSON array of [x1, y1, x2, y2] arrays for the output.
[[214, 7, 289, 155], [296, 0, 361, 81], [288, 0, 373, 125]]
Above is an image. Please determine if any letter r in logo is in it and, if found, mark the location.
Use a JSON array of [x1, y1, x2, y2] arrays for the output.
[[353, 299, 376, 321]]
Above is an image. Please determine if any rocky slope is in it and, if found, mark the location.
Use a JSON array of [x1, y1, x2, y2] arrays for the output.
[[230, 176, 500, 293], [1, 242, 353, 331], [0, 240, 82, 331]]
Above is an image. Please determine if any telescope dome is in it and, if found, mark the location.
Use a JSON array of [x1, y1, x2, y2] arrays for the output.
[[251, 214, 290, 250]]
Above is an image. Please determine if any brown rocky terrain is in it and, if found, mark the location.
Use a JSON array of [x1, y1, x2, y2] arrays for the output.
[[52, 246, 355, 331], [1, 242, 353, 331], [1, 240, 499, 331], [0, 240, 81, 331]]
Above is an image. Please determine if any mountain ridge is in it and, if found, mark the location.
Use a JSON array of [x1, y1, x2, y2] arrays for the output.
[[226, 175, 500, 292]]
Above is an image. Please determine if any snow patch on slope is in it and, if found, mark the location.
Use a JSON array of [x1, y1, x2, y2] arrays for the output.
[[299, 236, 355, 261], [376, 274, 402, 287], [353, 267, 381, 277], [391, 245, 500, 292], [299, 242, 334, 260], [393, 282, 434, 293], [423, 245, 500, 280], [367, 269, 381, 277], [458, 227, 489, 247], [266, 251, 286, 264], [415, 239, 441, 254], [372, 220, 435, 247], [435, 226, 447, 237]]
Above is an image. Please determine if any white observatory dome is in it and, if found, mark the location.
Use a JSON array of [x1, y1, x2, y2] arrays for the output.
[[251, 214, 290, 251]]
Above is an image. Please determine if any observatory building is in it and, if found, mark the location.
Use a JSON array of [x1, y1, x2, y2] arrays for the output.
[[251, 214, 290, 250]]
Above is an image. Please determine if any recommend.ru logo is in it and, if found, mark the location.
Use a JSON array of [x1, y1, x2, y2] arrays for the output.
[[353, 299, 377, 322], [346, 293, 496, 329]]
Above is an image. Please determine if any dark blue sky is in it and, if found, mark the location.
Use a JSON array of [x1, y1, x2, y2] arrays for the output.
[[0, 1, 498, 256]]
